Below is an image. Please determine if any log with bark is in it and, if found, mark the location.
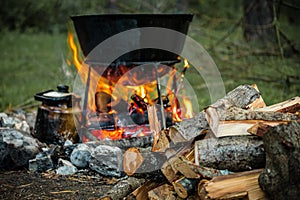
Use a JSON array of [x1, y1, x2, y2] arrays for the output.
[[170, 84, 264, 143], [199, 169, 269, 200], [100, 177, 146, 200], [148, 184, 178, 200], [205, 96, 298, 138], [255, 96, 299, 113], [125, 181, 162, 200], [160, 143, 194, 183], [123, 147, 167, 181], [195, 135, 265, 172], [172, 156, 233, 179], [259, 121, 300, 200], [172, 177, 199, 198]]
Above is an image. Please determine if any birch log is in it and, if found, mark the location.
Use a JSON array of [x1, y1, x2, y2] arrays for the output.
[[170, 84, 264, 143], [195, 135, 265, 172]]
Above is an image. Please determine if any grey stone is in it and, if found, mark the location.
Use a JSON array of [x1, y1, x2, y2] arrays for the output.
[[14, 121, 30, 133], [56, 158, 78, 175], [70, 143, 92, 168], [0, 116, 21, 128], [89, 145, 123, 177], [29, 154, 54, 172], [0, 113, 8, 119], [0, 129, 41, 169]]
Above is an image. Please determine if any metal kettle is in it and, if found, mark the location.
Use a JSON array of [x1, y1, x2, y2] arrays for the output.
[[33, 85, 81, 144]]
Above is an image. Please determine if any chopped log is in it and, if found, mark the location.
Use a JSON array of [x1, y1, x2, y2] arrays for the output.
[[123, 147, 167, 181], [195, 136, 265, 172], [199, 169, 269, 200], [147, 105, 162, 152], [172, 177, 198, 198], [161, 143, 194, 183], [210, 119, 295, 138], [125, 181, 162, 200], [256, 96, 300, 113], [205, 100, 298, 138], [148, 184, 177, 200], [169, 111, 208, 144], [207, 105, 298, 121], [152, 130, 170, 152], [224, 84, 263, 109], [197, 179, 209, 199], [161, 156, 181, 183], [170, 84, 263, 143], [172, 157, 233, 179], [100, 177, 146, 200], [247, 122, 273, 137], [259, 121, 300, 200], [246, 84, 266, 109]]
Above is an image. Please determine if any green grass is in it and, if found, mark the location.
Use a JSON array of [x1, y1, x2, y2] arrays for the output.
[[0, 31, 76, 111], [0, 13, 299, 112]]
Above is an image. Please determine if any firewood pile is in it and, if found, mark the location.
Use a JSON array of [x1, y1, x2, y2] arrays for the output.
[[101, 84, 300, 200], [1, 84, 298, 199]]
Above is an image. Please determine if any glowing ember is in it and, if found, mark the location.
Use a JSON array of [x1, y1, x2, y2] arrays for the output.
[[67, 30, 194, 141]]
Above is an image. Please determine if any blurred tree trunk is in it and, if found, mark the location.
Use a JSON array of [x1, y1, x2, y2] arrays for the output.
[[243, 0, 276, 43], [108, 0, 118, 14], [176, 0, 189, 13]]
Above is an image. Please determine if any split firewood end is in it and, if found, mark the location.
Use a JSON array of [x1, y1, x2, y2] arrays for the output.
[[199, 169, 269, 200], [125, 181, 162, 200], [172, 177, 199, 199], [148, 184, 177, 200]]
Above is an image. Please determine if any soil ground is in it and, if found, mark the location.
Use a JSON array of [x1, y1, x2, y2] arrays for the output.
[[0, 169, 118, 199]]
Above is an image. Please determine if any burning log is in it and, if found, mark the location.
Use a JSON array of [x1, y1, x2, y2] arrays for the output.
[[195, 135, 265, 172], [198, 169, 269, 200], [80, 135, 153, 150], [100, 177, 146, 200], [123, 147, 167, 181]]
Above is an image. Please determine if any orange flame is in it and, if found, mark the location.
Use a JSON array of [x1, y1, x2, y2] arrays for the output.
[[182, 97, 193, 119], [172, 104, 182, 122], [68, 32, 194, 139], [67, 31, 115, 112], [91, 129, 123, 140], [67, 31, 83, 71]]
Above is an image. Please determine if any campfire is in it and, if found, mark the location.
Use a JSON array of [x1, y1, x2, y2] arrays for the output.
[[1, 13, 299, 200], [67, 14, 195, 142]]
